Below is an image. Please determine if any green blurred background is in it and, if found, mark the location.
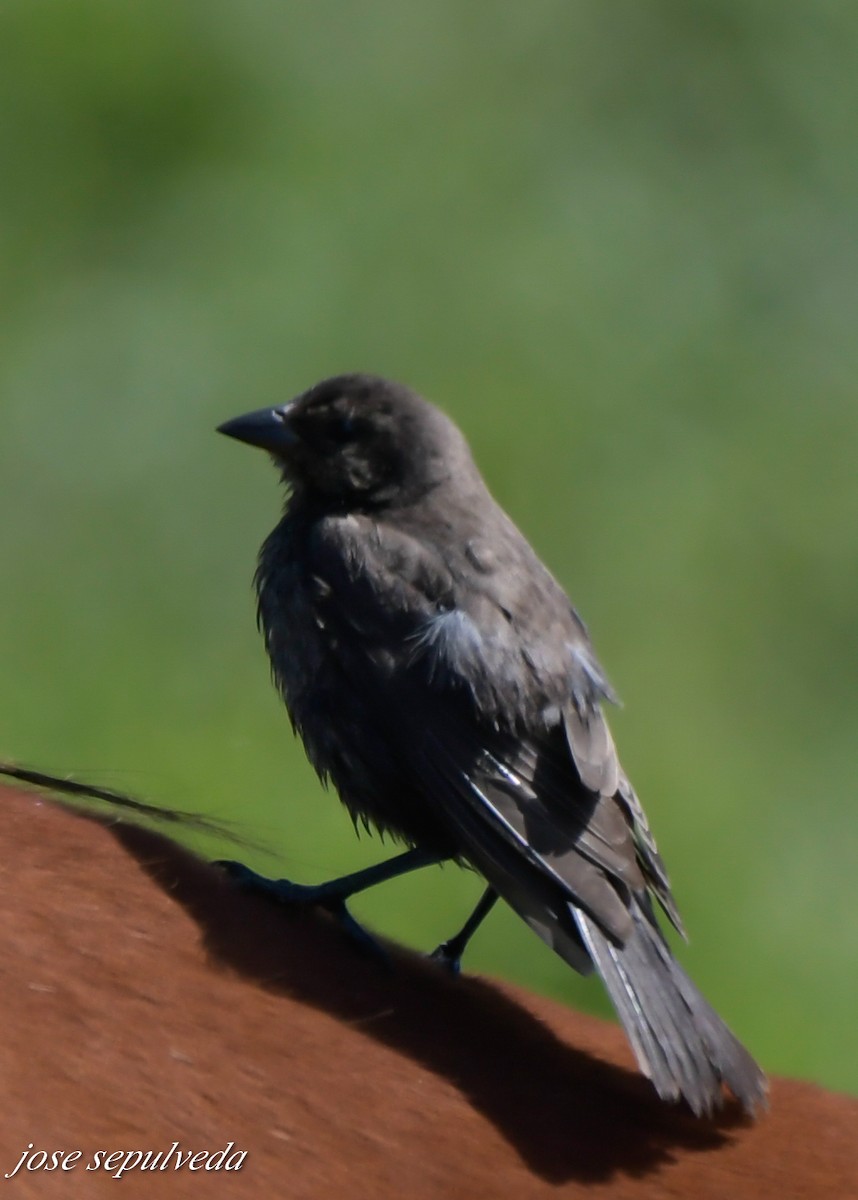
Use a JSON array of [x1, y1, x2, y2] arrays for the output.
[[1, 1, 856, 1096]]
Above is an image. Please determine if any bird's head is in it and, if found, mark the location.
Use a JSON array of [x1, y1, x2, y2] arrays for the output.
[[218, 374, 471, 508]]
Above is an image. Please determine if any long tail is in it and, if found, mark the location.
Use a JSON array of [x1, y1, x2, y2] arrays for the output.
[[574, 894, 767, 1116], [461, 835, 765, 1115]]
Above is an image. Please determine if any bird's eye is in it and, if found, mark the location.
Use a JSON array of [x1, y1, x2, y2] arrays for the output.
[[326, 413, 359, 444]]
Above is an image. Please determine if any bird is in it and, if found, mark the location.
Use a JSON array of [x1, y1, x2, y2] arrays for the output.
[[217, 372, 766, 1117]]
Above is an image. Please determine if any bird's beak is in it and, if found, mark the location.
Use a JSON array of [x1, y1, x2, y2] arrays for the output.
[[216, 405, 297, 454]]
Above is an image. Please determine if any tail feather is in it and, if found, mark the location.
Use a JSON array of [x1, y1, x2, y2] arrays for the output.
[[578, 912, 710, 1108], [574, 896, 767, 1116]]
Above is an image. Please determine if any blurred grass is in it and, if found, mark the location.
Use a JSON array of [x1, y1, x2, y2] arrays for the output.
[[1, 1, 856, 1095]]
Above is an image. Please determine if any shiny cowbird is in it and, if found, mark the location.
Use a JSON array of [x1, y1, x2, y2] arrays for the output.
[[218, 373, 766, 1116]]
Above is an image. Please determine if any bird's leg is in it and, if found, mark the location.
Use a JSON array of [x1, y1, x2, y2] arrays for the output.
[[217, 846, 445, 905], [216, 848, 447, 962], [431, 887, 499, 974]]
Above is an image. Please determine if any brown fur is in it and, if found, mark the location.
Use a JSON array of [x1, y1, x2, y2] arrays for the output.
[[2, 785, 854, 1199]]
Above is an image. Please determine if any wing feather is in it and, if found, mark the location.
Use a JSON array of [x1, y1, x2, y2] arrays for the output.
[[307, 512, 683, 943]]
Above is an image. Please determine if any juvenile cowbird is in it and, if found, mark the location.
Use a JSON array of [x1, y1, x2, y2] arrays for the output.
[[218, 373, 766, 1116]]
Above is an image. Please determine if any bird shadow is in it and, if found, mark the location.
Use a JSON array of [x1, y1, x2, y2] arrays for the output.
[[110, 820, 748, 1186]]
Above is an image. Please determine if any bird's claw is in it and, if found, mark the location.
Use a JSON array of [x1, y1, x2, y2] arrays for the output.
[[214, 861, 325, 906], [214, 859, 264, 887], [429, 941, 462, 976], [214, 860, 391, 968]]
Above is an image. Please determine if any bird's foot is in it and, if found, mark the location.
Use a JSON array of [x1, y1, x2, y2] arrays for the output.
[[215, 860, 391, 968], [215, 860, 329, 906], [427, 888, 497, 975], [429, 940, 462, 976]]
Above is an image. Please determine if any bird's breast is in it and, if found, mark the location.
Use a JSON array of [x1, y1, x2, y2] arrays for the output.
[[254, 527, 434, 839]]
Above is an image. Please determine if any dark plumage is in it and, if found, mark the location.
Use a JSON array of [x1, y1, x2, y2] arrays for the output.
[[218, 373, 766, 1116]]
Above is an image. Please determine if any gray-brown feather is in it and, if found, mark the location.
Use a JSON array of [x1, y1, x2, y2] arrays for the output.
[[245, 372, 764, 1114]]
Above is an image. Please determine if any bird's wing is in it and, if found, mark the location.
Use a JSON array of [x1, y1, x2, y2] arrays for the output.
[[311, 512, 684, 943], [310, 513, 772, 1115]]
